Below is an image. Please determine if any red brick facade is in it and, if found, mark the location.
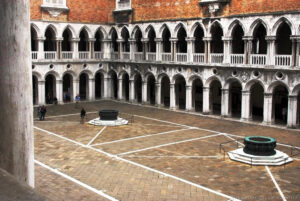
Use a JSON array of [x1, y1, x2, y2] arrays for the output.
[[30, 0, 300, 23]]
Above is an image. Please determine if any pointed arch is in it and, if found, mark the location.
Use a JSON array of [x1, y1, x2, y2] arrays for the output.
[[208, 20, 223, 36], [227, 19, 246, 37], [131, 25, 144, 39], [174, 22, 187, 37], [44, 24, 58, 38], [31, 23, 41, 38], [145, 24, 156, 38], [190, 22, 206, 37], [78, 26, 92, 39], [108, 26, 119, 39], [272, 17, 295, 36], [249, 18, 269, 36], [61, 25, 76, 38], [94, 26, 107, 39], [159, 23, 172, 38]]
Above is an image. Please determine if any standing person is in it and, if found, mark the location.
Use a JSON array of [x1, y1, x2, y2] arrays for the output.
[[37, 105, 42, 121], [41, 105, 47, 120], [80, 108, 86, 124], [75, 94, 80, 108], [282, 107, 287, 122]]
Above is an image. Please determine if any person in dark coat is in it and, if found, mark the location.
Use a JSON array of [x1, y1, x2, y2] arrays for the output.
[[80, 108, 86, 124], [41, 105, 47, 120]]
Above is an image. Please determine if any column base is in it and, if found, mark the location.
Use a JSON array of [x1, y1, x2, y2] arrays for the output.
[[262, 121, 273, 125]]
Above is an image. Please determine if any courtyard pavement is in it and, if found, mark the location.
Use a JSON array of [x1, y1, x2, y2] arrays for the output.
[[33, 100, 300, 201]]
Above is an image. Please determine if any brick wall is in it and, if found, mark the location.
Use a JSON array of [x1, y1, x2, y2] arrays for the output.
[[30, 0, 300, 23]]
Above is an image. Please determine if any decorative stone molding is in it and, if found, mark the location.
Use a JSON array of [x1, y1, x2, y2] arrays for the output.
[[41, 4, 69, 17], [199, 0, 230, 14]]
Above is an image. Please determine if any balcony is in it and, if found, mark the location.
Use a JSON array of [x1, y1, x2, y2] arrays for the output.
[[111, 52, 119, 60], [94, 52, 104, 60], [79, 51, 89, 60], [32, 51, 38, 60], [211, 53, 223, 64], [250, 54, 267, 66], [230, 54, 244, 65], [193, 53, 205, 64], [176, 53, 188, 63], [116, 0, 131, 10], [161, 53, 172, 62], [41, 0, 68, 17], [275, 55, 292, 66], [61, 51, 73, 59], [134, 52, 143, 61], [146, 53, 156, 61], [44, 51, 56, 60], [122, 52, 130, 60]]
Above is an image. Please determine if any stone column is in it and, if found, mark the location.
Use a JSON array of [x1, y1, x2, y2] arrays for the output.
[[170, 84, 176, 109], [129, 79, 135, 102], [141, 38, 149, 61], [203, 37, 212, 63], [129, 38, 136, 60], [243, 36, 253, 65], [295, 38, 300, 66], [142, 81, 147, 103], [103, 78, 109, 99], [186, 85, 192, 111], [202, 87, 210, 114], [102, 39, 112, 59], [155, 82, 161, 106], [117, 39, 124, 60], [89, 38, 96, 59], [118, 78, 123, 100], [241, 91, 251, 121], [71, 38, 80, 59], [89, 78, 95, 101], [38, 80, 46, 105], [0, 0, 34, 187], [56, 38, 63, 60], [263, 93, 273, 125], [266, 36, 276, 65], [221, 89, 230, 117], [73, 79, 79, 100], [222, 37, 232, 64], [287, 95, 298, 128], [37, 37, 45, 59], [56, 79, 63, 103], [186, 37, 195, 63], [170, 38, 178, 62], [155, 38, 162, 61]]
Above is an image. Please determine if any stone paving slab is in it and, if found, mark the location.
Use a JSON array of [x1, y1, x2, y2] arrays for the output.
[[34, 129, 229, 201], [94, 129, 214, 155], [35, 165, 109, 201]]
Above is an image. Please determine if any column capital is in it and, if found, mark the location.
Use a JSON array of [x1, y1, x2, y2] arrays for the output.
[[37, 37, 46, 41], [155, 82, 161, 86], [170, 38, 178, 42], [264, 93, 273, 97], [241, 90, 251, 95], [128, 38, 136, 43], [55, 37, 63, 41], [38, 80, 45, 84], [203, 37, 212, 41], [102, 39, 112, 43], [154, 38, 163, 42], [265, 36, 276, 41], [89, 78, 95, 81], [116, 39, 125, 43], [186, 85, 192, 89], [288, 95, 298, 99], [221, 88, 229, 92], [290, 35, 300, 42], [88, 38, 96, 42], [141, 38, 149, 43], [185, 37, 195, 42], [71, 38, 80, 42], [242, 36, 254, 41], [170, 83, 175, 87], [222, 36, 232, 41], [203, 87, 210, 90]]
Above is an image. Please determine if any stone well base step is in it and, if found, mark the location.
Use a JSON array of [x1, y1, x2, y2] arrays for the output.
[[88, 117, 128, 126], [228, 148, 293, 166]]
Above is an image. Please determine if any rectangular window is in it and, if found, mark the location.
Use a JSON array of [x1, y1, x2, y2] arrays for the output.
[[43, 0, 67, 7], [116, 0, 131, 10]]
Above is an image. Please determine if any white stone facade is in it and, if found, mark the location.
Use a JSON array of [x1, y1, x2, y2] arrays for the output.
[[31, 13, 300, 128]]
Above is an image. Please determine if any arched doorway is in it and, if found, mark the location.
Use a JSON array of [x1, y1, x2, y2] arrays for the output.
[[250, 83, 264, 122], [192, 78, 203, 112], [32, 75, 38, 105], [79, 73, 89, 100], [134, 73, 142, 103], [95, 72, 103, 99], [229, 81, 242, 118], [122, 73, 130, 101], [210, 80, 222, 115], [45, 74, 56, 104], [175, 75, 186, 110], [273, 85, 288, 125], [63, 74, 73, 102], [147, 74, 156, 105], [161, 75, 170, 107]]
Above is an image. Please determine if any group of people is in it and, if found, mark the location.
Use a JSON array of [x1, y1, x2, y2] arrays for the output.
[[37, 105, 47, 120]]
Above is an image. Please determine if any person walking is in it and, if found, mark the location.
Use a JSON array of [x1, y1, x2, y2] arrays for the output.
[[80, 107, 86, 124], [37, 105, 42, 121], [41, 105, 47, 120]]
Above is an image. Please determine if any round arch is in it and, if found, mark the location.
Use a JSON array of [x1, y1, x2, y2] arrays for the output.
[[244, 79, 266, 92], [223, 77, 243, 90], [267, 80, 291, 94], [204, 76, 222, 88]]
